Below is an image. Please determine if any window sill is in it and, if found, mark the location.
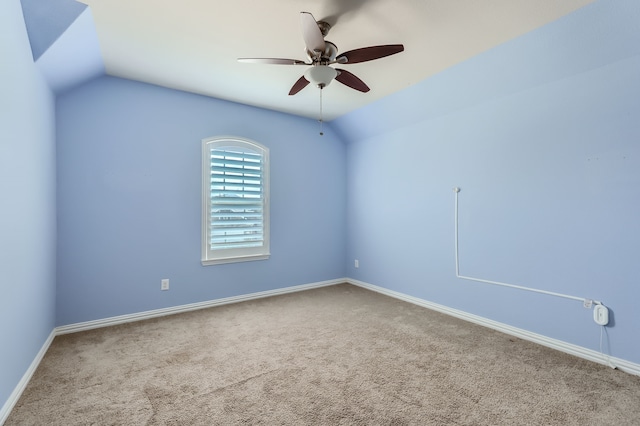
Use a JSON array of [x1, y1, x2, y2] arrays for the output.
[[201, 254, 270, 266]]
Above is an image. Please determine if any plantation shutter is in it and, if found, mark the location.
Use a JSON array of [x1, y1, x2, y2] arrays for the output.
[[208, 146, 265, 251]]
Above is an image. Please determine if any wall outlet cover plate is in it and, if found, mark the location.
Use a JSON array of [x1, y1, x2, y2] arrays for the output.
[[594, 305, 609, 325]]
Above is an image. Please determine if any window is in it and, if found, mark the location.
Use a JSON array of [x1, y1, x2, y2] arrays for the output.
[[202, 137, 269, 265]]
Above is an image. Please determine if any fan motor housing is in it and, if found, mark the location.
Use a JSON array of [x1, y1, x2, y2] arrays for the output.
[[307, 41, 338, 64]]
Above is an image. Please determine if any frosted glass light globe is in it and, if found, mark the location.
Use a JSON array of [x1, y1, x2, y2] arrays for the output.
[[304, 66, 337, 88]]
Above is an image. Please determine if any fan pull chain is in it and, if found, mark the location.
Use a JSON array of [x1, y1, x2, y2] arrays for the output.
[[319, 86, 324, 136]]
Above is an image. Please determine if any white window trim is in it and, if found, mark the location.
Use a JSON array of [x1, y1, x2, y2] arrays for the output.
[[201, 136, 270, 266]]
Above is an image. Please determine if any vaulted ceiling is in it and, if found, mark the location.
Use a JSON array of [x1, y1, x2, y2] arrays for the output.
[[22, 0, 594, 121]]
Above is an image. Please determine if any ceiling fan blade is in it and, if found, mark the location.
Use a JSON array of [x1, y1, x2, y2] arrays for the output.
[[289, 75, 310, 95], [336, 44, 404, 64], [238, 58, 308, 65], [300, 12, 325, 56], [335, 69, 370, 93]]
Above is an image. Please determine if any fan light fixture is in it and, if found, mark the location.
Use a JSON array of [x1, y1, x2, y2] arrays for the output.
[[304, 66, 337, 88], [238, 11, 405, 135]]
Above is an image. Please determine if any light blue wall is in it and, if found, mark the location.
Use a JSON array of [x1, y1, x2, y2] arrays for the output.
[[55, 76, 347, 326], [0, 0, 57, 412], [333, 0, 640, 364]]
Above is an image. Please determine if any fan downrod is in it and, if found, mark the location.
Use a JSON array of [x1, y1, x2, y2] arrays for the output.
[[316, 20, 331, 37]]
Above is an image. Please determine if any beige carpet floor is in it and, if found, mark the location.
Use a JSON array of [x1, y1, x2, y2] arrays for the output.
[[6, 283, 640, 425]]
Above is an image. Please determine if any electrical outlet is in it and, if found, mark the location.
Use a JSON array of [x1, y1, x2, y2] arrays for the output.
[[354, 259, 359, 268], [161, 279, 169, 291], [594, 305, 609, 325]]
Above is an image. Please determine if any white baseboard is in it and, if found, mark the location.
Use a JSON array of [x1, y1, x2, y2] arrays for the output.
[[55, 278, 344, 335], [347, 278, 640, 377], [0, 329, 55, 426]]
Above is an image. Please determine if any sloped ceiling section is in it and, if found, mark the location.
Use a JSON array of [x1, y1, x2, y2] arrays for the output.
[[35, 8, 105, 94], [20, 0, 596, 119], [76, 0, 596, 121], [20, 0, 86, 60]]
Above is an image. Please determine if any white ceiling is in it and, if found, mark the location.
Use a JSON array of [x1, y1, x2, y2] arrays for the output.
[[77, 0, 594, 121]]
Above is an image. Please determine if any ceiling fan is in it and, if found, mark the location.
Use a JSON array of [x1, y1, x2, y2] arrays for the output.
[[238, 12, 405, 96]]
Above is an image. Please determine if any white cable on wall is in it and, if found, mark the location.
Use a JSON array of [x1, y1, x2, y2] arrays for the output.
[[453, 187, 602, 306], [453, 187, 615, 369]]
